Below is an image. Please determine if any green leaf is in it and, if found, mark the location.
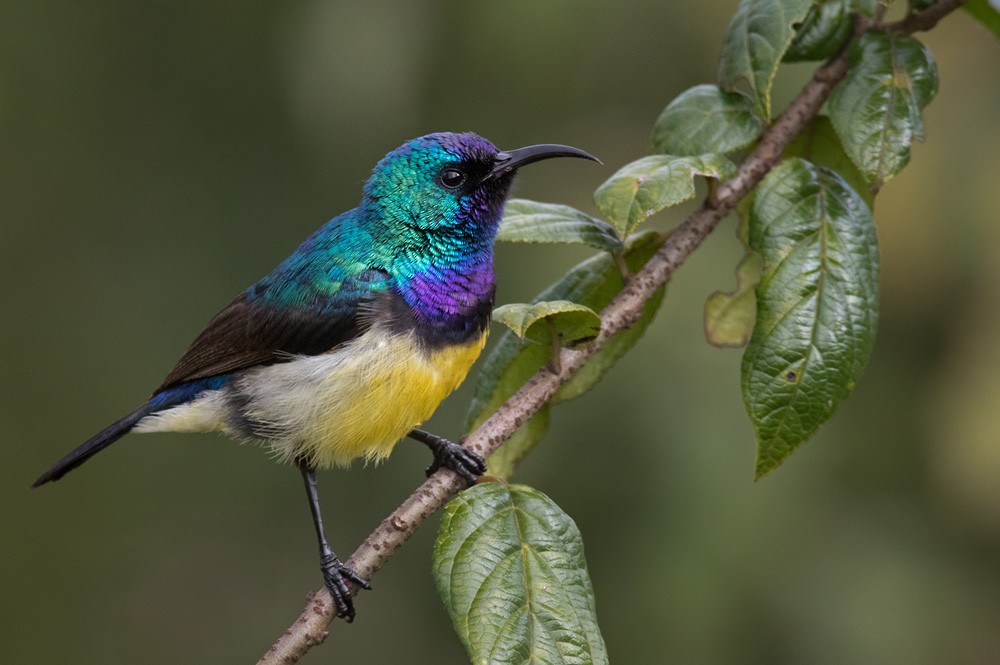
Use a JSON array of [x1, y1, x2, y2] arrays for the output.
[[434, 483, 608, 665], [492, 301, 602, 347], [481, 410, 551, 481], [594, 154, 737, 238], [963, 0, 1000, 41], [554, 282, 665, 403], [742, 158, 879, 478], [718, 0, 817, 118], [651, 84, 765, 156], [467, 232, 665, 479], [549, 232, 666, 403], [784, 114, 874, 206], [854, 0, 878, 17], [827, 31, 938, 189], [784, 0, 854, 62], [498, 199, 624, 253], [705, 251, 762, 348], [466, 329, 550, 479]]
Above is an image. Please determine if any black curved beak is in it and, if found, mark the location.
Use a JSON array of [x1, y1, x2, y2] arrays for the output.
[[484, 143, 601, 183]]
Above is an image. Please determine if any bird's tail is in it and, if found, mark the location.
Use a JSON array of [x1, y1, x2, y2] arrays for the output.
[[32, 402, 159, 487]]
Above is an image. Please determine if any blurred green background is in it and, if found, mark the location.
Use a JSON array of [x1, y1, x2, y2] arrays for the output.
[[3, 1, 999, 663]]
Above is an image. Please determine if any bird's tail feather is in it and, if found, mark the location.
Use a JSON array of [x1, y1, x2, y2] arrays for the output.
[[33, 401, 159, 487]]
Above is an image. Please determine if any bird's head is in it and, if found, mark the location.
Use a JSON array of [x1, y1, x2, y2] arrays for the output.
[[362, 132, 597, 244]]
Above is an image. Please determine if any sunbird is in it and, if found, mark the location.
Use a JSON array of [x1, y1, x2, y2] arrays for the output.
[[33, 132, 598, 620]]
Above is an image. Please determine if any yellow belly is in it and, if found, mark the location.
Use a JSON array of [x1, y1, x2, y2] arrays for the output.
[[283, 329, 487, 468], [135, 326, 488, 468]]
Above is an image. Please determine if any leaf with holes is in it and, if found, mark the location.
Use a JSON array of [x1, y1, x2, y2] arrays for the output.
[[498, 199, 624, 253], [652, 84, 765, 156], [718, 0, 816, 118], [434, 482, 608, 665], [742, 158, 879, 478], [594, 154, 736, 238], [827, 31, 938, 189]]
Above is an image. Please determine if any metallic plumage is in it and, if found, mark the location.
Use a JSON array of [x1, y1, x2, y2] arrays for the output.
[[32, 130, 598, 622]]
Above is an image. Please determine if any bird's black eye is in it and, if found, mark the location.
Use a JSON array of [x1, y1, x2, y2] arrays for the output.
[[439, 168, 467, 190]]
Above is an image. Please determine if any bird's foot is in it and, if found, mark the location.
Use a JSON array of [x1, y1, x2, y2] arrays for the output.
[[408, 428, 486, 485], [426, 437, 486, 485], [320, 553, 371, 622]]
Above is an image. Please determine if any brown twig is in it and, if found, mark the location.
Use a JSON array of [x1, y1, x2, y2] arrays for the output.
[[257, 2, 966, 661], [890, 0, 969, 33]]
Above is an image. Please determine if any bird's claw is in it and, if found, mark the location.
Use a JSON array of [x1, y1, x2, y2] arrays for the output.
[[319, 553, 370, 622], [426, 439, 487, 485]]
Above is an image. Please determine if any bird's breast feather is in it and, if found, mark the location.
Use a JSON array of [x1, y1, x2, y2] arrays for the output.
[[235, 326, 487, 467]]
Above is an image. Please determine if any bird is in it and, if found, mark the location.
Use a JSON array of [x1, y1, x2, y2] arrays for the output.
[[32, 131, 599, 621]]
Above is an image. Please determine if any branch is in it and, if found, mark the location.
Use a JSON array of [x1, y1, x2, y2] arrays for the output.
[[889, 0, 969, 33], [257, 2, 966, 661]]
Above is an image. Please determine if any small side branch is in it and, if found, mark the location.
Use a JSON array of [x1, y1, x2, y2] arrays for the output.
[[889, 0, 969, 33]]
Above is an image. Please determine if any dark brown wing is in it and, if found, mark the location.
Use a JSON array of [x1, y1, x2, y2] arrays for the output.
[[156, 292, 366, 392]]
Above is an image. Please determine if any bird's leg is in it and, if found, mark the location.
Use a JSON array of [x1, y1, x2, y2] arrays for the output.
[[407, 428, 486, 485], [297, 460, 370, 622]]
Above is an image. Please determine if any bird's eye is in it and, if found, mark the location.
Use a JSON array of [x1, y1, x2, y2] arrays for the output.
[[439, 168, 467, 190]]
